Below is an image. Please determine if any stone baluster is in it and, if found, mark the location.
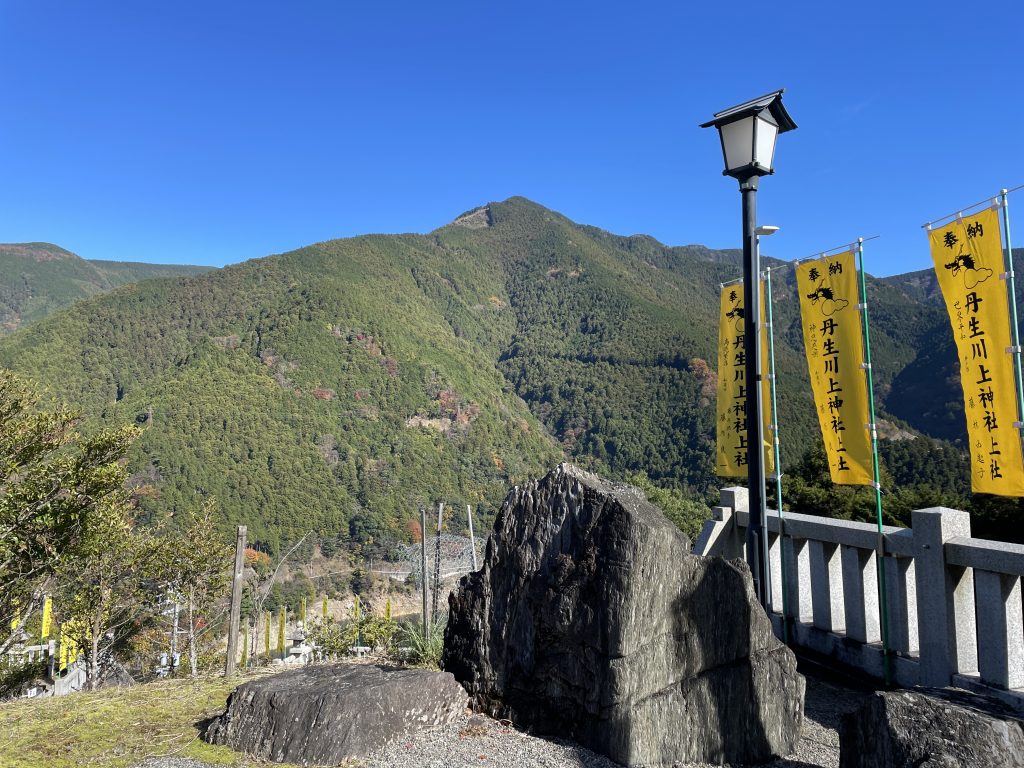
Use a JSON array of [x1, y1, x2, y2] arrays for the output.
[[768, 530, 784, 614], [840, 545, 879, 644], [783, 538, 813, 624], [883, 555, 919, 656], [913, 507, 976, 687], [974, 570, 1024, 689], [809, 540, 845, 633]]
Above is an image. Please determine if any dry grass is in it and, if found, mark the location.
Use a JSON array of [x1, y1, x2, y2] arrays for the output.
[[0, 668, 298, 768]]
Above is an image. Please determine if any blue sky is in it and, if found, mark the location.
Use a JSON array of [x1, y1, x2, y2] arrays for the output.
[[1, 1, 1021, 276]]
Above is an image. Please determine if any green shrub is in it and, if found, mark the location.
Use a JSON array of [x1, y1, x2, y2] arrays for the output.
[[306, 615, 348, 661], [394, 614, 446, 669], [305, 605, 397, 660], [0, 659, 46, 701]]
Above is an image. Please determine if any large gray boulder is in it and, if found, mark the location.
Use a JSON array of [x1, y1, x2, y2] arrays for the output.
[[204, 664, 468, 764], [839, 687, 1024, 767], [442, 463, 805, 767]]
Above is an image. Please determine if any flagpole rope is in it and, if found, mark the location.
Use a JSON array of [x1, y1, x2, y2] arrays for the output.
[[922, 184, 1024, 230]]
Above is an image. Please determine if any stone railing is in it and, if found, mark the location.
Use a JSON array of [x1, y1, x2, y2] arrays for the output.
[[2, 642, 49, 665], [52, 660, 86, 696], [0, 641, 86, 698], [695, 487, 1024, 711]]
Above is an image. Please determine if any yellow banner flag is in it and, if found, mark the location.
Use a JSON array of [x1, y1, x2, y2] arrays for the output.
[[40, 596, 52, 639], [796, 251, 873, 485], [929, 207, 1024, 495], [59, 624, 79, 672], [715, 282, 773, 477]]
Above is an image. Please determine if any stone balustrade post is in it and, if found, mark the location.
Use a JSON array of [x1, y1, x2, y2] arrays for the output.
[[718, 486, 748, 561], [695, 506, 733, 558], [913, 507, 976, 687], [720, 486, 748, 512]]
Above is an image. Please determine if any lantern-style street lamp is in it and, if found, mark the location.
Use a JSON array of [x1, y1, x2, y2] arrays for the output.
[[701, 91, 796, 609]]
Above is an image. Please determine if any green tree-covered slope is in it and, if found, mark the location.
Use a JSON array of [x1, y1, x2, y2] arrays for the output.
[[429, 199, 963, 485], [0, 242, 212, 335], [0, 221, 565, 552], [0, 198, 984, 548]]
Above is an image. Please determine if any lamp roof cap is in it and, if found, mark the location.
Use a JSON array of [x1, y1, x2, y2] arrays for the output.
[[700, 89, 797, 133]]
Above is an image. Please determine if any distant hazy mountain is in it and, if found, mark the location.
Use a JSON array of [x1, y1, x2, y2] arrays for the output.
[[0, 199, 993, 550], [0, 242, 212, 335]]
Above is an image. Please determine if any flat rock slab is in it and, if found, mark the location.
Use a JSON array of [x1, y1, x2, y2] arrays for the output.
[[443, 463, 805, 767], [203, 664, 469, 765], [839, 687, 1024, 767]]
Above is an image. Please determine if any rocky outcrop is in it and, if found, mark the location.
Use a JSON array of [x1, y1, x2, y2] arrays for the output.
[[451, 205, 492, 229], [204, 664, 468, 764], [442, 463, 804, 767], [839, 687, 1024, 767]]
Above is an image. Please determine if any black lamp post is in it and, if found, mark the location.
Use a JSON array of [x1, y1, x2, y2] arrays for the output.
[[701, 90, 796, 609]]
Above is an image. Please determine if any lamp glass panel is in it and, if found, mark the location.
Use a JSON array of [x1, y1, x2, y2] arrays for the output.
[[720, 117, 754, 172], [754, 115, 778, 170]]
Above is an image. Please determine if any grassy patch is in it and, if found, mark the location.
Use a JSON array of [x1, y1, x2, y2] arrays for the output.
[[0, 669, 300, 768]]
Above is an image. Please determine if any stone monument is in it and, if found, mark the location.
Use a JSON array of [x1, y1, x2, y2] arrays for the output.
[[442, 463, 805, 766]]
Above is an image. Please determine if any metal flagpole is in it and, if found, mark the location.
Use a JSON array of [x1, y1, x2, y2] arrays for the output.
[[763, 266, 789, 644], [420, 504, 429, 639], [432, 502, 444, 620], [998, 189, 1024, 454], [855, 238, 892, 686]]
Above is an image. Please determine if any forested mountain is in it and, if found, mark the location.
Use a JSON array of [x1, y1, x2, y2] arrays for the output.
[[0, 198, 1004, 549], [0, 242, 212, 335]]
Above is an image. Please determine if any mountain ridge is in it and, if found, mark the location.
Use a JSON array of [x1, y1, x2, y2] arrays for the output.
[[0, 197, 1005, 548], [0, 242, 213, 335]]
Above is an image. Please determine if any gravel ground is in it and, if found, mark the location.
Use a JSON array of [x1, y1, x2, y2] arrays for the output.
[[757, 674, 869, 768], [136, 674, 870, 768]]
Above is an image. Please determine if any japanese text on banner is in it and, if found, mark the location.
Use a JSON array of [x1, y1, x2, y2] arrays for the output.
[[796, 251, 873, 485], [929, 207, 1024, 495], [715, 283, 773, 477]]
